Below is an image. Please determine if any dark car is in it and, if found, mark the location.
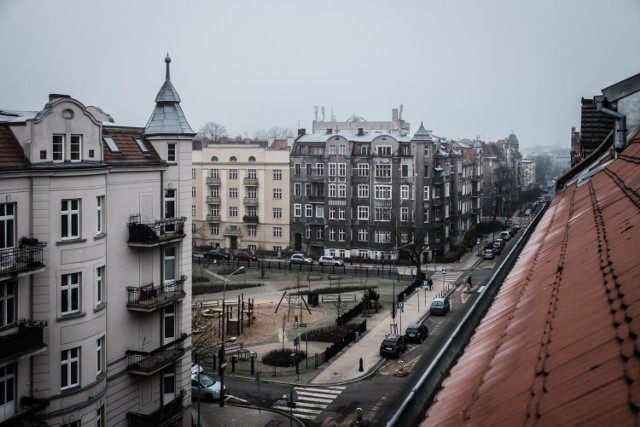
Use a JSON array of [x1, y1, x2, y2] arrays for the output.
[[204, 249, 231, 260], [379, 333, 407, 358], [430, 297, 450, 315], [233, 251, 257, 261], [404, 323, 429, 344]]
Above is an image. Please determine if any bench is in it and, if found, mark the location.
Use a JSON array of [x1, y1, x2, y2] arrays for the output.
[[307, 274, 322, 281], [321, 294, 357, 303], [328, 274, 343, 280]]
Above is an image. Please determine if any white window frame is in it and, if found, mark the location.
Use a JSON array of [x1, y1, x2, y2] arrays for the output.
[[273, 226, 282, 238], [163, 305, 176, 344], [61, 199, 80, 240], [305, 204, 312, 217], [61, 273, 80, 315], [338, 163, 346, 176], [424, 186, 430, 201], [70, 135, 82, 162], [329, 184, 336, 198], [357, 206, 369, 220], [96, 196, 104, 235], [294, 183, 302, 196], [248, 225, 257, 237], [338, 228, 345, 242], [339, 144, 346, 155], [338, 184, 346, 198], [229, 206, 238, 217], [358, 229, 368, 242], [61, 348, 80, 390], [95, 266, 104, 308], [273, 207, 282, 219], [357, 184, 369, 198], [53, 134, 65, 162], [273, 169, 282, 180], [401, 207, 409, 222], [96, 336, 104, 376], [229, 188, 238, 198], [164, 247, 176, 283], [376, 145, 392, 156], [0, 282, 16, 328], [375, 185, 392, 200], [167, 143, 176, 162], [328, 163, 336, 176], [293, 204, 301, 217], [401, 185, 410, 200], [273, 189, 282, 200], [357, 163, 369, 176]]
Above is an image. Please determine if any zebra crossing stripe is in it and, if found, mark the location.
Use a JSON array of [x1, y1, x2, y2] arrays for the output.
[[273, 385, 347, 420]]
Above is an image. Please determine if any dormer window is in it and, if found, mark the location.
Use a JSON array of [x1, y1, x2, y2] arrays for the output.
[[211, 156, 218, 161], [248, 156, 256, 162], [70, 135, 82, 162], [230, 156, 237, 162], [103, 136, 120, 154], [134, 137, 149, 154], [53, 135, 65, 162]]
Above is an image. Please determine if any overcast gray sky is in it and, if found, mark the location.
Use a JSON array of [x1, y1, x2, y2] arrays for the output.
[[1, 1, 639, 153]]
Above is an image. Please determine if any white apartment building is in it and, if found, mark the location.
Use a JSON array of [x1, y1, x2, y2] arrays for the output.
[[192, 142, 290, 255], [0, 55, 193, 426]]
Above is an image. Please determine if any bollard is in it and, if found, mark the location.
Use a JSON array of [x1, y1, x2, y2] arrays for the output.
[[231, 355, 237, 373], [359, 357, 364, 372], [250, 355, 255, 375], [356, 408, 363, 423]]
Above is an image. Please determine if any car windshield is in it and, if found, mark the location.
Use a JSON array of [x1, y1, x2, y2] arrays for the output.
[[432, 301, 443, 307], [406, 328, 419, 333], [383, 339, 398, 346], [199, 375, 216, 387]]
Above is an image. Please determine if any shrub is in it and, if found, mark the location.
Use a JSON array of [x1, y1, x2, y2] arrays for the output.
[[192, 275, 210, 283], [303, 324, 358, 342], [262, 348, 307, 367]]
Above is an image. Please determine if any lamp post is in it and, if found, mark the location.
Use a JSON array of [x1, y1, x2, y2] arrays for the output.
[[220, 266, 244, 407]]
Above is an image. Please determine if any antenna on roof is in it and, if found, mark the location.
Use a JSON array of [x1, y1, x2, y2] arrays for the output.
[[314, 105, 318, 122], [399, 104, 403, 120], [321, 106, 325, 122]]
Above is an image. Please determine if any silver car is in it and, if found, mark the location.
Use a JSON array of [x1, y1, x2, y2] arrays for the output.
[[290, 253, 313, 264], [191, 373, 225, 402]]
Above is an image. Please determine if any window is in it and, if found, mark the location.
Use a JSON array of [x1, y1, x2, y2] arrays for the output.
[[96, 405, 105, 427], [210, 224, 219, 235], [306, 164, 311, 176], [164, 189, 176, 220], [103, 135, 120, 154], [62, 422, 80, 427], [211, 169, 220, 178], [329, 228, 335, 241], [96, 336, 104, 376], [61, 273, 80, 315], [211, 187, 220, 198], [329, 207, 336, 219], [273, 246, 282, 254], [305, 204, 312, 217], [96, 196, 104, 235], [357, 163, 369, 177], [305, 183, 312, 196], [358, 206, 369, 220], [375, 230, 391, 243], [164, 247, 176, 282], [328, 163, 336, 176], [328, 144, 336, 155], [375, 164, 391, 177], [53, 135, 65, 161], [61, 199, 80, 240], [375, 185, 392, 200], [358, 229, 368, 242], [338, 163, 346, 176], [273, 189, 282, 199], [293, 204, 301, 217], [192, 224, 196, 232], [0, 363, 16, 421], [401, 164, 409, 177], [423, 186, 430, 201], [0, 203, 16, 249], [338, 208, 345, 220], [338, 184, 346, 198], [246, 206, 257, 217], [357, 185, 369, 198], [209, 205, 220, 216], [230, 156, 237, 162], [95, 266, 104, 308], [339, 144, 346, 155], [375, 207, 391, 221], [248, 169, 257, 179], [247, 225, 257, 237], [61, 348, 80, 390], [211, 156, 219, 162], [167, 143, 176, 162], [316, 164, 324, 176], [162, 365, 176, 402], [401, 185, 410, 200], [70, 135, 82, 161], [192, 187, 196, 197], [294, 183, 302, 196], [316, 228, 324, 239], [229, 169, 237, 179], [305, 226, 311, 239], [192, 169, 196, 179], [360, 145, 369, 155], [229, 188, 238, 198], [315, 205, 324, 218], [273, 227, 282, 238], [329, 184, 336, 198], [338, 228, 345, 242], [134, 137, 149, 154], [376, 145, 392, 156], [401, 207, 409, 222], [192, 205, 196, 216], [163, 305, 176, 343], [0, 282, 16, 327], [273, 207, 282, 219], [248, 156, 256, 162], [294, 164, 301, 176], [229, 207, 238, 217], [247, 187, 257, 198]]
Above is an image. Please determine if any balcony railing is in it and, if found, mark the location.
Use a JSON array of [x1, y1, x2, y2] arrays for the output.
[[242, 215, 259, 224], [223, 226, 242, 236], [206, 196, 221, 204], [127, 276, 187, 312], [206, 215, 220, 222], [307, 217, 325, 225], [1, 396, 49, 427], [243, 197, 258, 206], [0, 319, 47, 364], [206, 177, 221, 185], [127, 389, 185, 427], [127, 334, 187, 375], [308, 195, 324, 203], [0, 244, 46, 279], [243, 177, 259, 185], [127, 216, 186, 247]]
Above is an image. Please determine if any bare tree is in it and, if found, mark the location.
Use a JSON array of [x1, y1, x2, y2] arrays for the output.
[[253, 126, 294, 139], [492, 166, 516, 220], [198, 122, 228, 144]]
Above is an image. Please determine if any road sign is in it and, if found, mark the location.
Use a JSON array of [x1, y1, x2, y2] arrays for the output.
[[441, 268, 447, 274], [288, 388, 298, 403], [422, 280, 429, 288], [294, 336, 300, 346], [220, 359, 227, 371], [398, 302, 404, 312]]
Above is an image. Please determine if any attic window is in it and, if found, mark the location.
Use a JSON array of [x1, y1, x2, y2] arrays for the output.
[[103, 136, 120, 153], [211, 156, 218, 161], [248, 156, 256, 162], [230, 156, 237, 162], [134, 137, 149, 154]]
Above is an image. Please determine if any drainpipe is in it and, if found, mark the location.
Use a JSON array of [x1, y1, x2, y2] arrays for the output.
[[595, 96, 627, 154]]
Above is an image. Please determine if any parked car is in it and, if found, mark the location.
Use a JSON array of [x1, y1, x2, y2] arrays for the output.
[[430, 297, 450, 315], [233, 251, 257, 261], [204, 248, 231, 260], [379, 333, 407, 358], [404, 323, 429, 344], [290, 253, 313, 265], [319, 255, 344, 266], [483, 249, 496, 259], [191, 373, 225, 402], [513, 221, 521, 229], [492, 242, 502, 255], [500, 230, 511, 241]]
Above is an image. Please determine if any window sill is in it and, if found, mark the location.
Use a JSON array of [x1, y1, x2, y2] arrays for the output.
[[94, 303, 107, 313], [57, 312, 87, 322], [56, 238, 87, 246], [94, 233, 106, 241]]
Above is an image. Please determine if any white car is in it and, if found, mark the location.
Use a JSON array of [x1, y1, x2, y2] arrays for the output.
[[290, 253, 313, 265], [191, 373, 225, 402], [319, 256, 344, 266]]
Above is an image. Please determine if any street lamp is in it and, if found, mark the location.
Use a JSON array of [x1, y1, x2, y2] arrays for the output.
[[220, 266, 244, 407]]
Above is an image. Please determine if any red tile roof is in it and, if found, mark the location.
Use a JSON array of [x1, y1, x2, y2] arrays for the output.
[[0, 124, 28, 168], [102, 127, 163, 164], [423, 132, 640, 426]]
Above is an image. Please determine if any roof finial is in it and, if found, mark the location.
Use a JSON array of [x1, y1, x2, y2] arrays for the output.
[[165, 53, 171, 80]]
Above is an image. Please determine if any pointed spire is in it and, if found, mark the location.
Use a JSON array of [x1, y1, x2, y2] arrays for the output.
[[412, 121, 432, 142], [165, 53, 171, 80]]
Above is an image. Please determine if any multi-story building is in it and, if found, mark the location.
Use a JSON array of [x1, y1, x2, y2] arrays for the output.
[[290, 112, 481, 261], [192, 141, 290, 255], [0, 55, 193, 426]]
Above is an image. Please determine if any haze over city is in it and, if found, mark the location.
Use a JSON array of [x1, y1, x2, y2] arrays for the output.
[[1, 0, 639, 153]]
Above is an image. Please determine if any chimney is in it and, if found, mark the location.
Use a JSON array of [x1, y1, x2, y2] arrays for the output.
[[357, 128, 364, 136], [325, 128, 333, 134], [49, 94, 71, 102], [392, 108, 399, 122], [298, 128, 306, 136]]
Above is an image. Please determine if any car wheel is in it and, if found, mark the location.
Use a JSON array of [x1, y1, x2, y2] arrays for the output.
[[205, 393, 214, 403]]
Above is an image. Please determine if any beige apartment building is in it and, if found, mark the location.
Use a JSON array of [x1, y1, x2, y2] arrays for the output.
[[0, 56, 193, 426], [192, 141, 290, 256]]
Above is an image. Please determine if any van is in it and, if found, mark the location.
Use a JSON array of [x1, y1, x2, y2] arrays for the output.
[[500, 231, 511, 241]]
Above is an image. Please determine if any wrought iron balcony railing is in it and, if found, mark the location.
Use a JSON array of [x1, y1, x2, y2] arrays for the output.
[[1, 396, 49, 427], [126, 389, 185, 427], [206, 215, 220, 222], [206, 177, 221, 185], [127, 276, 187, 312], [223, 226, 242, 236], [127, 334, 187, 375], [0, 244, 46, 278], [243, 177, 259, 185], [242, 215, 259, 224], [205, 196, 221, 204], [0, 319, 47, 364], [127, 216, 186, 247], [243, 197, 258, 206]]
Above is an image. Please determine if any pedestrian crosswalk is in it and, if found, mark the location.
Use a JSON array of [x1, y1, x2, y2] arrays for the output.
[[272, 385, 346, 420]]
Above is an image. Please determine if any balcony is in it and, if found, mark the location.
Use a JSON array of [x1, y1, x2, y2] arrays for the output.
[[127, 216, 186, 248], [206, 196, 221, 204], [0, 243, 46, 280], [243, 197, 258, 206], [308, 195, 324, 203], [242, 215, 259, 224], [243, 177, 259, 185], [127, 333, 187, 375], [206, 177, 221, 185], [127, 389, 185, 427], [471, 174, 481, 181], [206, 215, 220, 223], [0, 319, 47, 365], [127, 276, 187, 313], [307, 217, 325, 226], [1, 396, 49, 427], [223, 226, 242, 236]]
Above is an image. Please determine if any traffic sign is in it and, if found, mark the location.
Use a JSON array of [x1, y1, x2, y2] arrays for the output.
[[441, 268, 447, 274], [398, 302, 404, 312], [288, 388, 298, 403], [422, 280, 429, 288]]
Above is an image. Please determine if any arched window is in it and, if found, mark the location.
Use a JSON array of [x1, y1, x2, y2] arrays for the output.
[[230, 156, 237, 162], [248, 156, 256, 162], [211, 156, 218, 161]]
